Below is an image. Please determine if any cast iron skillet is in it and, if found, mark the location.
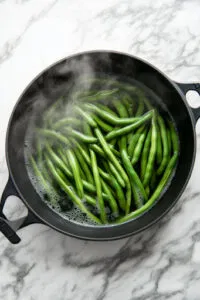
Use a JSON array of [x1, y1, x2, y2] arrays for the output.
[[0, 51, 200, 244]]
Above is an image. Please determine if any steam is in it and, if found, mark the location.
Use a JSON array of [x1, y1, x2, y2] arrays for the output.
[[16, 53, 119, 225], [12, 55, 98, 156]]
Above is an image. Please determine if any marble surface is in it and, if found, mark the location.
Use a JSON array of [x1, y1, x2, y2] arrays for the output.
[[1, 0, 200, 299]]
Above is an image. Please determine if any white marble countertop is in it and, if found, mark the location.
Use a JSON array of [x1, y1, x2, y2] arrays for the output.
[[1, 1, 200, 299]]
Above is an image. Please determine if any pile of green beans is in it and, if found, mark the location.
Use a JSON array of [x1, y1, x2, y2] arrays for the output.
[[28, 78, 179, 225]]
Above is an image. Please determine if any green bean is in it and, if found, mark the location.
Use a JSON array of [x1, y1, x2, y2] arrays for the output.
[[56, 168, 72, 186], [109, 138, 117, 146], [77, 143, 91, 164], [122, 97, 131, 110], [131, 127, 148, 165], [105, 111, 153, 141], [96, 103, 118, 117], [53, 168, 81, 211], [79, 166, 87, 181], [72, 89, 98, 100], [108, 161, 125, 187], [121, 150, 147, 204], [145, 186, 150, 198], [98, 167, 111, 182], [84, 195, 96, 206], [82, 181, 109, 200], [70, 138, 91, 165], [83, 122, 120, 159], [46, 143, 72, 178], [83, 120, 93, 137], [140, 128, 152, 181], [93, 114, 114, 132], [90, 149, 107, 223], [74, 106, 97, 128], [99, 165, 126, 211], [113, 99, 129, 118], [101, 178, 114, 198], [102, 161, 125, 188], [119, 136, 146, 211], [156, 121, 162, 165], [131, 184, 142, 209], [53, 118, 81, 130], [157, 116, 169, 175], [48, 149, 72, 182], [30, 155, 49, 191], [46, 157, 102, 224], [109, 145, 121, 157], [90, 143, 120, 159], [122, 96, 135, 142], [111, 80, 138, 94], [128, 98, 145, 157], [117, 154, 178, 223], [30, 155, 57, 206], [64, 128, 97, 144], [118, 137, 132, 213], [127, 133, 133, 148], [135, 100, 144, 117], [37, 128, 70, 146], [101, 180, 119, 216], [56, 148, 69, 166], [73, 147, 94, 185], [132, 89, 152, 111], [140, 93, 153, 111], [122, 95, 134, 116], [80, 88, 119, 102], [36, 144, 49, 188], [90, 78, 136, 94], [55, 165, 109, 201], [113, 99, 129, 148], [108, 162, 126, 188], [83, 121, 120, 158], [90, 144, 106, 158], [143, 112, 157, 187], [40, 159, 53, 185], [110, 176, 126, 211], [59, 143, 89, 185], [85, 103, 143, 126], [43, 97, 64, 125], [127, 125, 145, 157], [50, 145, 75, 185], [95, 128, 130, 188], [65, 148, 84, 198]]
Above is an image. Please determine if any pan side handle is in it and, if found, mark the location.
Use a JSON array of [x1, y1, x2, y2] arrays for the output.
[[0, 176, 41, 244], [174, 82, 200, 123]]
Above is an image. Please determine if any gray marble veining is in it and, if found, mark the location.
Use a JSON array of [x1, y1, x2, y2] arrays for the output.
[[0, 0, 200, 299]]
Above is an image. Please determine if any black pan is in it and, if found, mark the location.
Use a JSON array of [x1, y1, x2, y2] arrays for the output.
[[1, 51, 200, 244]]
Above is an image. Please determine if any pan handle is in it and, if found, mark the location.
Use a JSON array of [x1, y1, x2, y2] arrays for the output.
[[174, 82, 200, 122], [0, 176, 41, 244]]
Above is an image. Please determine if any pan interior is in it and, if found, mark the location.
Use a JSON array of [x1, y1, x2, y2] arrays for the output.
[[24, 71, 178, 226], [6, 52, 195, 238]]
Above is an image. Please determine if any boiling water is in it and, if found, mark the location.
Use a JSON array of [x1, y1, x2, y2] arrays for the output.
[[24, 74, 178, 226]]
